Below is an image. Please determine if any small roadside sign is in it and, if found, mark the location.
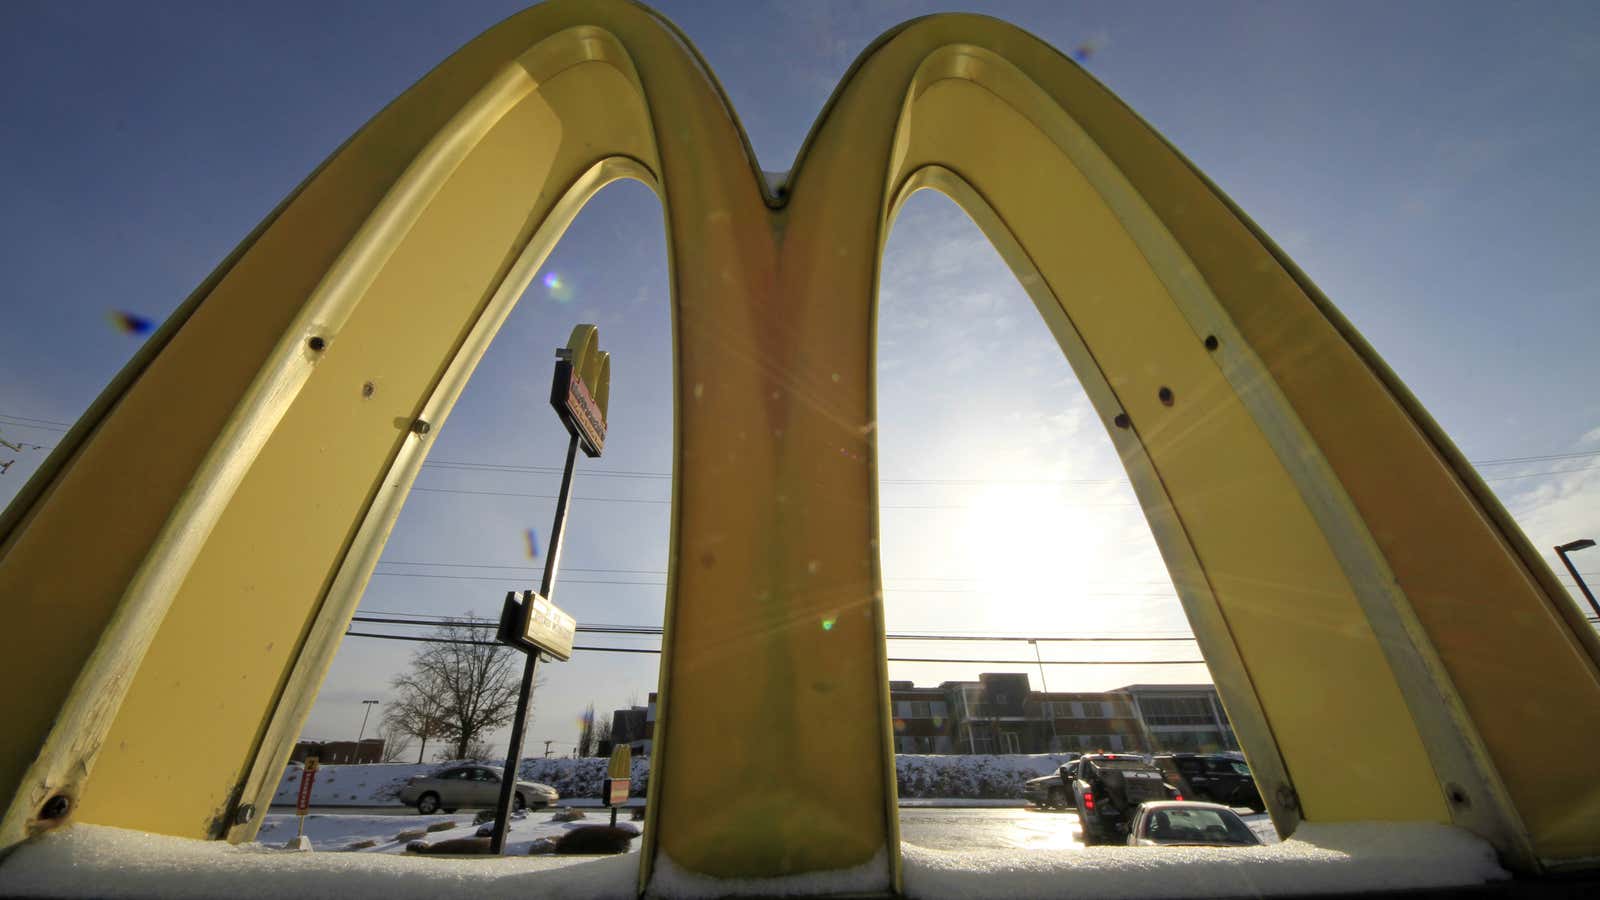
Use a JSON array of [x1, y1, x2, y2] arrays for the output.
[[295, 757, 319, 815], [496, 590, 576, 661], [603, 744, 631, 824], [607, 744, 631, 781], [295, 757, 320, 844]]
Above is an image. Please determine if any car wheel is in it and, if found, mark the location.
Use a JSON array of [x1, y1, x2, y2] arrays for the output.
[[416, 792, 440, 815], [513, 793, 526, 813], [1047, 787, 1066, 809]]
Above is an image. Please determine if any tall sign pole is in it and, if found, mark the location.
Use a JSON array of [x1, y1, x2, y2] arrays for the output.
[[489, 325, 609, 855]]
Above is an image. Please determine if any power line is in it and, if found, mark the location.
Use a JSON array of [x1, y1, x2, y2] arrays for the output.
[[417, 448, 1600, 484], [0, 413, 74, 429], [408, 484, 1136, 509], [366, 569, 1177, 597], [373, 560, 1178, 587], [348, 614, 1198, 643], [340, 629, 1205, 664]]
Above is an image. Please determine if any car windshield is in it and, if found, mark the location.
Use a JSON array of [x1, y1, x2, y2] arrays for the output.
[[1144, 808, 1258, 845], [1087, 759, 1153, 772]]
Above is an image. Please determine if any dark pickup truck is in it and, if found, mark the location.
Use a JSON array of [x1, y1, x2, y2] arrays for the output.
[[1152, 753, 1264, 813], [1022, 758, 1080, 809], [1072, 753, 1182, 845]]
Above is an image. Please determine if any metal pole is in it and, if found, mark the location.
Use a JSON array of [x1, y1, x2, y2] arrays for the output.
[[491, 433, 581, 854], [1556, 545, 1600, 617], [357, 699, 378, 744], [1031, 640, 1059, 753]]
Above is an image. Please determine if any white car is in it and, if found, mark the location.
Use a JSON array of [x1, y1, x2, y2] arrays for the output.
[[397, 764, 559, 815], [1127, 800, 1261, 846]]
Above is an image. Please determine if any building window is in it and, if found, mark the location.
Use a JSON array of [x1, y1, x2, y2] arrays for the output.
[[994, 693, 1008, 704], [910, 701, 932, 718], [932, 701, 948, 717], [1081, 701, 1104, 718], [1000, 732, 1021, 754], [972, 736, 995, 754], [1141, 696, 1215, 726]]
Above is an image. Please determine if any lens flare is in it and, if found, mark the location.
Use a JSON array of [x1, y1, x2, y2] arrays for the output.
[[108, 310, 154, 335], [541, 270, 574, 302], [525, 528, 540, 559], [821, 617, 837, 631]]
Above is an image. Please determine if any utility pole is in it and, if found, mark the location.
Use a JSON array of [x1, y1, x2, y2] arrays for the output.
[[1030, 640, 1060, 753], [356, 699, 379, 744]]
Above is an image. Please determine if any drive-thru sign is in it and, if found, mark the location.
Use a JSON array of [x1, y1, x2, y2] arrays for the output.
[[488, 325, 608, 856]]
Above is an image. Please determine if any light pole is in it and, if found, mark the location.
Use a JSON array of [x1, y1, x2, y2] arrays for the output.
[[1030, 640, 1060, 753], [356, 699, 380, 755], [1555, 539, 1599, 617]]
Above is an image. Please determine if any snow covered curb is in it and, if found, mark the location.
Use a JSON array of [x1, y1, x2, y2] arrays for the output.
[[901, 822, 1509, 898], [0, 821, 1508, 899]]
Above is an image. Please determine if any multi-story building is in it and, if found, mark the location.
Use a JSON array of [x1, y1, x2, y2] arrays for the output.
[[885, 674, 1241, 755], [608, 692, 657, 756], [889, 680, 955, 753], [1121, 684, 1239, 753]]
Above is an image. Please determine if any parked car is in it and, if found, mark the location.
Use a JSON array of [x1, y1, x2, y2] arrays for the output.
[[1022, 759, 1080, 809], [1071, 753, 1182, 845], [1152, 753, 1264, 812], [397, 764, 559, 815], [1127, 800, 1262, 846]]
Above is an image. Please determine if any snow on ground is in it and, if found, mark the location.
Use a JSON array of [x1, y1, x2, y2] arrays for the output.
[[255, 807, 641, 856], [0, 820, 1506, 899], [897, 753, 1076, 799], [272, 762, 436, 807], [900, 823, 1508, 899], [0, 824, 634, 900], [898, 798, 1028, 808]]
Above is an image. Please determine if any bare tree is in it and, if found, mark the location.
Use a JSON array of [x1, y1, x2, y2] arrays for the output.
[[407, 617, 523, 760], [577, 703, 596, 758], [446, 738, 496, 762], [382, 617, 523, 762], [377, 720, 413, 763], [595, 716, 613, 755], [383, 668, 450, 764]]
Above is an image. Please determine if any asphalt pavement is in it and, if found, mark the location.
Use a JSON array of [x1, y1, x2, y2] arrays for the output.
[[283, 804, 1090, 850], [899, 806, 1087, 851]]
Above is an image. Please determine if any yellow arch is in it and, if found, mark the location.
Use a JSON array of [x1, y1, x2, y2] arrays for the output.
[[2, 0, 1597, 889]]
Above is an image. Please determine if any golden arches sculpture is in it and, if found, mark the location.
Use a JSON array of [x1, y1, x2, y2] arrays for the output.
[[1, 0, 1597, 891]]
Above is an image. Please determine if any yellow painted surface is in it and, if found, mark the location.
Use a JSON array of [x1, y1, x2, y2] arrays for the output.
[[2, 0, 1597, 885]]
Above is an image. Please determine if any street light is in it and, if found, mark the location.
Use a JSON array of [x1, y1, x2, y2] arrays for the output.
[[1554, 539, 1599, 617], [356, 699, 381, 754]]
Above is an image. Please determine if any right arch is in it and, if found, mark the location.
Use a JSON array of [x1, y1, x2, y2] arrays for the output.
[[864, 39, 1600, 869]]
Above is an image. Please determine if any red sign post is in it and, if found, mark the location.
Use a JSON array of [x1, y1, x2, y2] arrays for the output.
[[295, 758, 319, 839]]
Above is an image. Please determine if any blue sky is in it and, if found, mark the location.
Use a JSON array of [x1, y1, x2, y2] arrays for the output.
[[2, 1, 1596, 758]]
